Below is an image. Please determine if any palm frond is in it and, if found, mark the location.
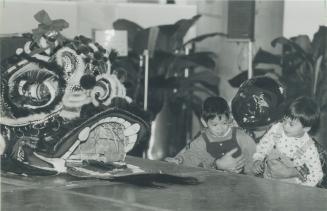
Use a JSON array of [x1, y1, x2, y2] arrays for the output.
[[271, 37, 314, 64], [183, 32, 227, 47], [113, 19, 144, 51]]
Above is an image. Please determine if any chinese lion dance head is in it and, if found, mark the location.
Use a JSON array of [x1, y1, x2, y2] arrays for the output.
[[0, 10, 150, 176], [231, 76, 286, 130]]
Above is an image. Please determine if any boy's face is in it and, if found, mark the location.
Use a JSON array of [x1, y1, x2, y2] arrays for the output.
[[282, 117, 310, 138], [206, 115, 231, 137]]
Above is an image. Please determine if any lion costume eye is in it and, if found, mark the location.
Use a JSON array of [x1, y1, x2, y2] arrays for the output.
[[2, 61, 66, 117], [9, 65, 59, 108]]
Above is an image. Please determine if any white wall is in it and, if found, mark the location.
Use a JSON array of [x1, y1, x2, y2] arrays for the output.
[[0, 0, 196, 42], [0, 0, 78, 38], [283, 0, 326, 39], [77, 3, 196, 39]]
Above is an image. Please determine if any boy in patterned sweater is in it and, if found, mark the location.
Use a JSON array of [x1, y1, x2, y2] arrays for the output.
[[252, 96, 323, 186]]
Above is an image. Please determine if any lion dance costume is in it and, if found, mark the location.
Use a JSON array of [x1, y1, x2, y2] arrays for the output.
[[0, 10, 151, 177]]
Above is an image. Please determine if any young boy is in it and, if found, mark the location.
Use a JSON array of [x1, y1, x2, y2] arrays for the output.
[[252, 96, 323, 186], [166, 96, 256, 175]]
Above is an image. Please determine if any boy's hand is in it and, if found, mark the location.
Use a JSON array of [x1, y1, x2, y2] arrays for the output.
[[215, 148, 245, 173], [164, 157, 181, 164], [253, 160, 264, 175], [265, 159, 299, 179]]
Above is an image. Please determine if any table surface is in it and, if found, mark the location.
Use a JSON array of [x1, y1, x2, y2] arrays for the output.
[[1, 156, 327, 211]]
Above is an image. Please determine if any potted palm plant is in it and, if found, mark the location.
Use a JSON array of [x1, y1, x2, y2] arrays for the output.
[[111, 15, 224, 159], [228, 27, 327, 188], [229, 26, 327, 145]]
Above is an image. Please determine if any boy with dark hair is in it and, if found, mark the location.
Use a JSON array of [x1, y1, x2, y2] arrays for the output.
[[253, 96, 323, 186], [166, 96, 256, 174]]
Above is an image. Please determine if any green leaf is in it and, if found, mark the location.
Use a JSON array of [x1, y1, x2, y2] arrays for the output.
[[271, 36, 314, 64], [185, 71, 219, 86], [181, 52, 216, 69], [253, 48, 281, 65], [150, 51, 216, 77], [179, 71, 220, 95], [312, 26, 327, 103], [148, 76, 180, 89], [228, 69, 276, 88], [113, 19, 143, 31], [113, 19, 144, 51], [185, 84, 218, 97], [156, 15, 201, 52], [183, 32, 227, 47], [311, 26, 327, 61], [115, 15, 202, 54]]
